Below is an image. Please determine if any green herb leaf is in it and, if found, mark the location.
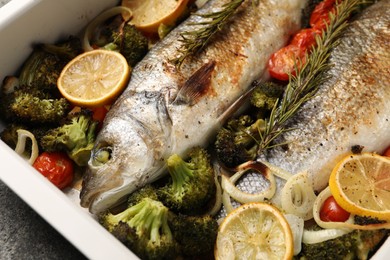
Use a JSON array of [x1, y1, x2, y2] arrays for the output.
[[173, 0, 245, 67], [258, 0, 373, 153]]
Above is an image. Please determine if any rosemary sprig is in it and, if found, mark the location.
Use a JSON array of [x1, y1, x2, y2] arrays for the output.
[[173, 0, 245, 67], [258, 0, 372, 153]]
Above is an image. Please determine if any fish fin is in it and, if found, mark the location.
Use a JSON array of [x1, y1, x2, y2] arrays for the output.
[[217, 80, 261, 124], [174, 61, 216, 105]]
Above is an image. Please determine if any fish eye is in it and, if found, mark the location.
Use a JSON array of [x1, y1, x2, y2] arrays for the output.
[[92, 146, 112, 166]]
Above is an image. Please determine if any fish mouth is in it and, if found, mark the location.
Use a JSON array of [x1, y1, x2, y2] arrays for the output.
[[79, 141, 128, 213], [79, 162, 125, 213], [80, 159, 150, 213]]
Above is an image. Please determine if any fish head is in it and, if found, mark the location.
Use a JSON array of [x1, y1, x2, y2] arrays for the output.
[[80, 116, 159, 214]]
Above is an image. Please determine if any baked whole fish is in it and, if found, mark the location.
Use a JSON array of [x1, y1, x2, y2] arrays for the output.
[[80, 0, 309, 213], [252, 0, 390, 203]]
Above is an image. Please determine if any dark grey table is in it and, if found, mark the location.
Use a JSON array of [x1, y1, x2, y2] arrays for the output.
[[0, 1, 86, 259], [0, 181, 87, 260]]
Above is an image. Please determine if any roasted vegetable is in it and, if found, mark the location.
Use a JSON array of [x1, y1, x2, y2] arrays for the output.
[[19, 37, 82, 93], [109, 23, 149, 67], [250, 81, 284, 110], [0, 123, 49, 150], [127, 184, 159, 207], [0, 84, 70, 125], [296, 229, 388, 260], [214, 115, 265, 168], [39, 110, 98, 166], [157, 147, 215, 214], [169, 213, 218, 257], [33, 151, 74, 190], [95, 17, 149, 67], [100, 198, 180, 260]]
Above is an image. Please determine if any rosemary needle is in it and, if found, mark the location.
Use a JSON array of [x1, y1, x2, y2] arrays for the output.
[[258, 0, 372, 154], [173, 0, 245, 67]]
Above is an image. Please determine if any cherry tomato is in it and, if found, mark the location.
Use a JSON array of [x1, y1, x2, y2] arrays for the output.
[[383, 146, 390, 157], [92, 106, 109, 130], [268, 44, 307, 81], [33, 152, 74, 189], [290, 28, 321, 50], [320, 195, 350, 222], [310, 0, 338, 30]]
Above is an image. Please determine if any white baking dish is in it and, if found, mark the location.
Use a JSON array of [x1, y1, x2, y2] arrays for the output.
[[0, 0, 138, 259], [0, 0, 388, 259]]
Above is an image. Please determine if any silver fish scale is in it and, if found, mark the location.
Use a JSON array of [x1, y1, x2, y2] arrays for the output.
[[216, 171, 271, 219], [81, 0, 308, 213], [235, 171, 270, 194], [261, 0, 390, 193], [217, 0, 390, 219]]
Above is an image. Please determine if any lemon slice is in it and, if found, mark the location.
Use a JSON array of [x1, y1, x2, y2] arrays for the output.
[[121, 0, 189, 33], [215, 202, 293, 260], [58, 50, 130, 108], [329, 153, 390, 221]]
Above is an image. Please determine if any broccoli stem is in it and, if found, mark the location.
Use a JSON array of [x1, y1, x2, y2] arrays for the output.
[[167, 154, 194, 194]]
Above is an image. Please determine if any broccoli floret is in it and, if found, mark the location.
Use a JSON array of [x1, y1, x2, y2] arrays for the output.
[[353, 215, 386, 225], [250, 81, 284, 110], [97, 20, 149, 67], [157, 147, 216, 214], [104, 23, 148, 67], [40, 110, 98, 166], [169, 214, 218, 257], [88, 14, 148, 66], [19, 37, 82, 93], [296, 229, 388, 260], [214, 115, 265, 168], [0, 85, 70, 124], [127, 184, 159, 207], [100, 198, 180, 260]]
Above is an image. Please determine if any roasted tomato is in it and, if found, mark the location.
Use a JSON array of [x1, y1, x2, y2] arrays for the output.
[[92, 106, 109, 130], [310, 0, 338, 30], [383, 146, 390, 157], [33, 152, 74, 189], [320, 195, 350, 222], [290, 28, 320, 50], [268, 44, 307, 81]]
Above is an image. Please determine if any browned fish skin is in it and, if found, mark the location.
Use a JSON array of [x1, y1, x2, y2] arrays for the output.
[[80, 0, 308, 213]]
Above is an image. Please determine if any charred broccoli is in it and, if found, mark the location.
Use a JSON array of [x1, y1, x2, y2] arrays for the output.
[[127, 184, 159, 207], [19, 37, 82, 93], [0, 85, 70, 124], [97, 18, 148, 67], [169, 214, 218, 257], [100, 198, 180, 260], [296, 229, 388, 260], [214, 115, 265, 168], [109, 23, 148, 67], [250, 81, 284, 110], [157, 147, 215, 214], [39, 110, 98, 166]]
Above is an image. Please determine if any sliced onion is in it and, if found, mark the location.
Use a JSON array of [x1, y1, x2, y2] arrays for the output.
[[83, 6, 133, 51], [221, 161, 276, 204], [284, 214, 304, 255], [259, 160, 293, 180], [302, 228, 352, 244], [14, 129, 39, 165], [222, 190, 235, 214], [204, 166, 223, 216], [313, 187, 390, 230], [281, 171, 317, 220]]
